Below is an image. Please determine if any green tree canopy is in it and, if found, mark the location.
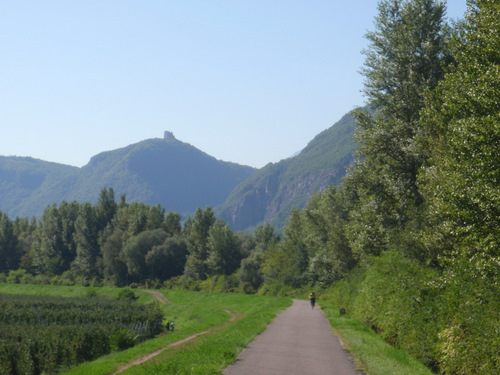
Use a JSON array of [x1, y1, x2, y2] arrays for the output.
[[183, 207, 216, 280], [206, 220, 242, 276], [348, 0, 452, 260]]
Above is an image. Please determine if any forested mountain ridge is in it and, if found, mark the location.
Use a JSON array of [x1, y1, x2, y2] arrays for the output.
[[215, 111, 357, 230], [0, 135, 255, 218], [1, 114, 356, 229], [0, 157, 79, 218]]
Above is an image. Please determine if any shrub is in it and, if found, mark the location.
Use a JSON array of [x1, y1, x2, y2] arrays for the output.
[[117, 287, 138, 301], [326, 251, 442, 369], [110, 329, 138, 351], [6, 269, 29, 284]]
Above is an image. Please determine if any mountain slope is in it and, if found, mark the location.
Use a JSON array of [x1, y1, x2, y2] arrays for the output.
[[70, 137, 255, 214], [0, 136, 255, 218], [0, 157, 79, 218], [215, 111, 357, 231]]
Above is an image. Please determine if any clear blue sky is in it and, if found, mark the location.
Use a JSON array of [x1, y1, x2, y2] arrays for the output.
[[1, 1, 467, 169]]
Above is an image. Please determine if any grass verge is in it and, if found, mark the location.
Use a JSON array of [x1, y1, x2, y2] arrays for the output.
[[119, 292, 291, 374], [319, 298, 434, 375]]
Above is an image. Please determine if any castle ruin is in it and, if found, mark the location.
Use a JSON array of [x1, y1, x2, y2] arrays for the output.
[[164, 131, 175, 140]]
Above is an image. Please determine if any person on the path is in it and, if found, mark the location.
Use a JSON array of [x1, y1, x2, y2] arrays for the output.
[[223, 299, 361, 375], [309, 292, 317, 309]]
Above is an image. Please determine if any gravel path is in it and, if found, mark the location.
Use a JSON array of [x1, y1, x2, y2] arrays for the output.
[[223, 299, 364, 375]]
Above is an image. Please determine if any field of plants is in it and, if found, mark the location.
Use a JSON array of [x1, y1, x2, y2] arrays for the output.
[[0, 283, 440, 375], [0, 284, 292, 375], [0, 290, 163, 374]]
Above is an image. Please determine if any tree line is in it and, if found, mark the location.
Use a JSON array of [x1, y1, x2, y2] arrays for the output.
[[279, 1, 498, 373], [0, 0, 498, 373], [0, 190, 222, 286], [0, 187, 281, 291]]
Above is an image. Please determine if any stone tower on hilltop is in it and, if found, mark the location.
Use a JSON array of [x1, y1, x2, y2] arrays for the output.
[[164, 131, 175, 140]]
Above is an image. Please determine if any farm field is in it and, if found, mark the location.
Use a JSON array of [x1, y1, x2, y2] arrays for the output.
[[0, 284, 291, 374]]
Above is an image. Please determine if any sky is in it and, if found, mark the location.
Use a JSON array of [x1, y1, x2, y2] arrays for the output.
[[1, 1, 467, 169]]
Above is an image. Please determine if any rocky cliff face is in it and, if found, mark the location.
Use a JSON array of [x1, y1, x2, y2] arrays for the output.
[[222, 163, 350, 231], [216, 111, 357, 231]]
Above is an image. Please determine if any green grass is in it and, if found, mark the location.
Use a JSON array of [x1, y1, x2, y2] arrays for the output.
[[0, 284, 291, 375], [120, 292, 292, 375], [0, 283, 437, 374], [319, 299, 435, 375]]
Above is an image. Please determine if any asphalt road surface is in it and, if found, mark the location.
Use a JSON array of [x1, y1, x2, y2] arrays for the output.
[[223, 299, 364, 375]]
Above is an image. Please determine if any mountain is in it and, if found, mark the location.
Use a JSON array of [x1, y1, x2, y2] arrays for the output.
[[1, 111, 358, 226], [214, 111, 357, 231], [0, 134, 255, 218], [0, 157, 79, 218]]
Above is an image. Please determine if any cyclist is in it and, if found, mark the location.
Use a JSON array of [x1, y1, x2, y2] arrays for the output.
[[309, 292, 317, 309]]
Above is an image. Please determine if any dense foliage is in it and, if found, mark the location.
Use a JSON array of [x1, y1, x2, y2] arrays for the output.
[[312, 1, 499, 373], [0, 1, 498, 374], [0, 293, 163, 374]]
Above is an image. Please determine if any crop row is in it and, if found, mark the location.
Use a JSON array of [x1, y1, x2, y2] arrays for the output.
[[0, 293, 164, 374], [0, 293, 161, 327]]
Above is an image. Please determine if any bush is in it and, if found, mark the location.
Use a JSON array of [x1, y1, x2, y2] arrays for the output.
[[326, 251, 442, 369], [110, 329, 138, 351], [257, 281, 296, 297], [6, 269, 29, 284], [435, 256, 500, 374], [242, 282, 255, 294], [117, 287, 138, 301]]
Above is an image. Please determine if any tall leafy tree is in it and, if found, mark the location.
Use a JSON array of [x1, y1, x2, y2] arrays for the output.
[[95, 187, 117, 233], [71, 203, 100, 278], [206, 220, 242, 276], [145, 235, 188, 281], [421, 0, 500, 257], [361, 0, 450, 120], [121, 229, 168, 282], [0, 211, 20, 273], [347, 0, 452, 259], [254, 223, 278, 248], [303, 186, 355, 286], [14, 216, 37, 270], [260, 210, 309, 288], [420, 3, 500, 371], [144, 204, 166, 231], [163, 212, 182, 236], [101, 228, 128, 286], [183, 207, 216, 280], [29, 204, 74, 275], [237, 224, 278, 291]]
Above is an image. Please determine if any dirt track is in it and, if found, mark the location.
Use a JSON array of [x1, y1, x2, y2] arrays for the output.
[[112, 291, 238, 374], [223, 299, 364, 375]]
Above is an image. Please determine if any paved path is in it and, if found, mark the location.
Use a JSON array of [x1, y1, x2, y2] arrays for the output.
[[223, 299, 364, 375]]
